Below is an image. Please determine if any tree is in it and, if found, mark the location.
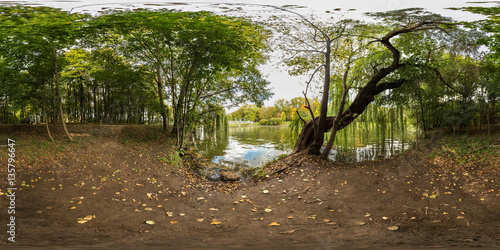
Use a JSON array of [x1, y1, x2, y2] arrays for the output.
[[460, 7, 500, 134], [258, 106, 277, 120], [230, 104, 260, 121], [96, 9, 272, 148], [274, 98, 291, 121], [0, 6, 88, 140], [277, 8, 476, 157]]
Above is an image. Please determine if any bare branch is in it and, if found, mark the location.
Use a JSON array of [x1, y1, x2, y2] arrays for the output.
[[285, 48, 324, 54], [303, 91, 316, 123], [304, 64, 325, 96], [429, 67, 465, 95], [199, 86, 238, 100], [296, 110, 307, 124]]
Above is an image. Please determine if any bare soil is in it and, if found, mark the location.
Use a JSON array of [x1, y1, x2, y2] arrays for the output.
[[0, 124, 499, 249]]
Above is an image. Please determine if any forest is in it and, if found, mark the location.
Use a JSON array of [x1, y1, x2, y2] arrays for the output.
[[0, 3, 499, 249], [0, 6, 271, 147], [0, 6, 498, 149]]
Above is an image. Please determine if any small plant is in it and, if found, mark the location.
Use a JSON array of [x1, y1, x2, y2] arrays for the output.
[[253, 167, 267, 178], [426, 152, 436, 158], [168, 150, 183, 168]]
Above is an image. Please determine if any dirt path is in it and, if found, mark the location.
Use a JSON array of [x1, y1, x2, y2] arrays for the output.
[[0, 124, 499, 249]]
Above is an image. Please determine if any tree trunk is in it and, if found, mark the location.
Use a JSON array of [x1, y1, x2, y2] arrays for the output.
[[156, 64, 167, 131], [54, 55, 73, 142], [292, 116, 335, 154], [292, 79, 405, 155], [43, 96, 54, 142], [308, 39, 332, 155], [93, 85, 97, 123], [321, 64, 350, 158]]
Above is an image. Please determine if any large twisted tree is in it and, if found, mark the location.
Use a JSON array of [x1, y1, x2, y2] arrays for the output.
[[280, 8, 476, 157]]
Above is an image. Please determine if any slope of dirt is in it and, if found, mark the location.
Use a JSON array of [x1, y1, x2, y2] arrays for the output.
[[0, 124, 499, 249]]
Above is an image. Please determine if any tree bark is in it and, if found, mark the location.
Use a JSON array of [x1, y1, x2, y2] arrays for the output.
[[156, 64, 168, 131], [54, 55, 73, 142], [43, 96, 54, 142], [321, 64, 350, 158], [308, 39, 332, 155]]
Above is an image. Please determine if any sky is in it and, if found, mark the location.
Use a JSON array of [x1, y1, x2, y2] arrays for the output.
[[2, 0, 496, 112]]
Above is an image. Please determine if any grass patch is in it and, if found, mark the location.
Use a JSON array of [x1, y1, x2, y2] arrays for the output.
[[433, 134, 499, 168]]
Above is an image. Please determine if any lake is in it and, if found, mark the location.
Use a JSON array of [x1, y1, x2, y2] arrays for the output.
[[194, 122, 415, 168]]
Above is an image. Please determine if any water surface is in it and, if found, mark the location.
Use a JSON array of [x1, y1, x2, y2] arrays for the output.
[[195, 122, 415, 168]]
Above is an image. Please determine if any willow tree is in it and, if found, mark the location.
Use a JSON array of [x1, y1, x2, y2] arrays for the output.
[[278, 8, 476, 157]]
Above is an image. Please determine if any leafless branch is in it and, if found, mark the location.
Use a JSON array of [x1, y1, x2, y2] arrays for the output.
[[303, 91, 316, 126], [296, 110, 307, 124], [199, 86, 238, 100], [304, 64, 325, 96], [430, 67, 465, 95]]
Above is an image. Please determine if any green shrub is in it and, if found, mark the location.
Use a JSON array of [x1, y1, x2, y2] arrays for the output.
[[259, 118, 282, 125]]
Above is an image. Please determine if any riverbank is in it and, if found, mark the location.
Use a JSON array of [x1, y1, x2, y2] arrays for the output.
[[228, 121, 291, 127], [0, 124, 499, 248]]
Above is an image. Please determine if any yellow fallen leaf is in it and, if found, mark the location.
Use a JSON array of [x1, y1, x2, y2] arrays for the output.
[[196, 218, 204, 222], [70, 206, 76, 210], [269, 222, 280, 226], [145, 220, 155, 225], [84, 215, 94, 220], [77, 220, 87, 224], [210, 220, 221, 225], [170, 221, 178, 224]]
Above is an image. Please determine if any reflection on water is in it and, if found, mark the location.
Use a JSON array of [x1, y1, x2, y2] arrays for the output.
[[195, 126, 292, 168], [195, 122, 414, 168], [327, 121, 414, 163]]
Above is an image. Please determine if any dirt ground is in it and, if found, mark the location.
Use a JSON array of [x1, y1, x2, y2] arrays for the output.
[[0, 124, 499, 249]]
